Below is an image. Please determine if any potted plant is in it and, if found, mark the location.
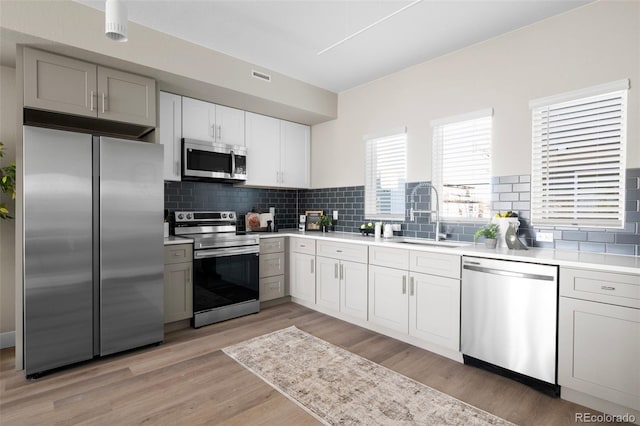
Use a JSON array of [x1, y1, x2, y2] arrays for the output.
[[318, 215, 333, 232], [0, 142, 16, 220], [474, 223, 498, 249]]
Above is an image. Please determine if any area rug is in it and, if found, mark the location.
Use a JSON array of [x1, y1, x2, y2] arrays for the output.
[[222, 326, 514, 425]]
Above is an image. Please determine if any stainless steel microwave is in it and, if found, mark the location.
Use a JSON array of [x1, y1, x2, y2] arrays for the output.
[[182, 138, 247, 182]]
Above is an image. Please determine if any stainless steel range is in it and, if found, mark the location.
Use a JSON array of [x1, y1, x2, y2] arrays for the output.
[[174, 211, 260, 328]]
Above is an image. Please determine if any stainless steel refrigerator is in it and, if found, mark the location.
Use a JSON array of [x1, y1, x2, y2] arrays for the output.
[[23, 125, 164, 377]]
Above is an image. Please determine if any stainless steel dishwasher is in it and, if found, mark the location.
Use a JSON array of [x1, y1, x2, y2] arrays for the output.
[[461, 256, 559, 395]]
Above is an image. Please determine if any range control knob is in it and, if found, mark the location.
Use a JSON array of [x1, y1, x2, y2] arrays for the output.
[[228, 212, 234, 219], [222, 213, 228, 219], [186, 213, 192, 219], [177, 214, 184, 220]]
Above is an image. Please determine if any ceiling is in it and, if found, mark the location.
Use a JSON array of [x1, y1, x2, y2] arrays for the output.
[[73, 1, 591, 93]]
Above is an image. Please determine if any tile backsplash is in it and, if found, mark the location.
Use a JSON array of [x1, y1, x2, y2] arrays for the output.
[[165, 168, 640, 255], [164, 181, 298, 230]]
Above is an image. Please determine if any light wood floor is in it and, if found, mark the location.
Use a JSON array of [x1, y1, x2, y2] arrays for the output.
[[0, 303, 613, 425]]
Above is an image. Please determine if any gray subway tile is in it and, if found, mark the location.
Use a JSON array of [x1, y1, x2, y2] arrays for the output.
[[606, 244, 636, 256], [512, 183, 530, 192], [519, 175, 531, 183], [493, 183, 513, 193], [493, 201, 513, 211], [563, 231, 588, 241], [578, 242, 606, 253], [587, 232, 615, 243], [615, 233, 640, 245], [499, 175, 519, 184], [555, 240, 579, 251], [512, 201, 530, 211], [499, 192, 519, 201]]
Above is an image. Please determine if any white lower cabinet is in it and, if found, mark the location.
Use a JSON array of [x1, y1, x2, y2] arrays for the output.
[[559, 267, 640, 412], [289, 237, 316, 305], [368, 246, 461, 352], [290, 252, 316, 303], [317, 256, 368, 321], [368, 264, 409, 333], [409, 272, 460, 351]]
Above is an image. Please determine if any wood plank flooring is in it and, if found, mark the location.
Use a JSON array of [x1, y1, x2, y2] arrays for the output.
[[0, 303, 612, 425]]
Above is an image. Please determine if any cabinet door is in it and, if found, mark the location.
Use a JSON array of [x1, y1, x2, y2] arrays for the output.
[[159, 92, 182, 181], [289, 252, 316, 304], [97, 66, 156, 126], [368, 265, 408, 333], [245, 112, 281, 186], [559, 297, 640, 410], [409, 272, 460, 350], [260, 275, 285, 301], [164, 262, 193, 323], [182, 97, 216, 142], [216, 104, 245, 146], [316, 256, 340, 311], [280, 120, 310, 188], [24, 47, 97, 118], [340, 261, 368, 321]]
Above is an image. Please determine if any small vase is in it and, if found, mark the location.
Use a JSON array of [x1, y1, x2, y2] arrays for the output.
[[484, 238, 497, 249]]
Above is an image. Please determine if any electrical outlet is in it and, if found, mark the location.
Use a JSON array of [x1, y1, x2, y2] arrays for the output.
[[536, 232, 554, 242]]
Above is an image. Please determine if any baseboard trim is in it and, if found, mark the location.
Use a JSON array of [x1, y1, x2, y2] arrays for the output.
[[0, 331, 16, 349]]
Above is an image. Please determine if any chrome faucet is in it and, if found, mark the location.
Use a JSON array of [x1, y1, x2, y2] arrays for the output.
[[409, 182, 444, 241]]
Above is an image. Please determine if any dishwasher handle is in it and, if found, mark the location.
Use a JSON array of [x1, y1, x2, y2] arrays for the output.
[[463, 264, 555, 281]]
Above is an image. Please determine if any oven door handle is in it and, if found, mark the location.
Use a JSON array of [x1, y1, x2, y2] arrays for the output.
[[194, 246, 259, 259]]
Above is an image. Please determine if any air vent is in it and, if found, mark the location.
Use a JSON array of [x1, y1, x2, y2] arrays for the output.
[[251, 70, 271, 82]]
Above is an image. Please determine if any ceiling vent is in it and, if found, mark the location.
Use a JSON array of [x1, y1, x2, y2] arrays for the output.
[[251, 70, 272, 83]]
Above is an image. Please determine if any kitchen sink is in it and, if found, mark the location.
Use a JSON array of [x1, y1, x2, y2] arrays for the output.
[[394, 238, 469, 248]]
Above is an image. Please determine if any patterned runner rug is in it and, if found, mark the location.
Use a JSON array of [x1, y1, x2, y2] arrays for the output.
[[223, 326, 514, 425]]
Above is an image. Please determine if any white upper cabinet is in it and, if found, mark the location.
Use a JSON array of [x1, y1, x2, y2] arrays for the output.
[[245, 112, 310, 189], [159, 91, 182, 181], [281, 120, 310, 188], [182, 96, 245, 146], [245, 112, 281, 187], [215, 104, 245, 146]]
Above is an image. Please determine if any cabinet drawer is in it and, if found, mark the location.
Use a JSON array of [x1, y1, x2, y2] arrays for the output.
[[260, 252, 285, 278], [260, 237, 285, 254], [290, 237, 316, 255], [410, 251, 461, 279], [369, 246, 409, 270], [260, 275, 285, 301], [560, 267, 640, 309], [164, 244, 193, 264], [317, 240, 367, 263]]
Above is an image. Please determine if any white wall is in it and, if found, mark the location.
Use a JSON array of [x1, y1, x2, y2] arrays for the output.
[[311, 0, 640, 188], [0, 65, 16, 336]]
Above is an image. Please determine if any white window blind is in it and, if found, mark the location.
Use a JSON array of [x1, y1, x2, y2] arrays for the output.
[[431, 109, 492, 221], [530, 80, 628, 228], [364, 130, 407, 220]]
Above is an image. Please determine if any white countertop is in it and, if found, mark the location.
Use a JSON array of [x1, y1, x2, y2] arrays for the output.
[[164, 235, 194, 245], [260, 230, 640, 275]]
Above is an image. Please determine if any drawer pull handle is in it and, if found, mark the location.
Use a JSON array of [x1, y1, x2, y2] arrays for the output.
[[300, 244, 306, 247], [174, 253, 182, 256], [336, 250, 343, 253], [601, 286, 616, 291], [402, 275, 407, 294]]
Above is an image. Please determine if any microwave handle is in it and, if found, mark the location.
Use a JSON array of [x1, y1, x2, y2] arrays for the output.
[[230, 150, 236, 177]]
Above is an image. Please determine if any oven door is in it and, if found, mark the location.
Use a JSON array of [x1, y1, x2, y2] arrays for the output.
[[192, 246, 259, 314]]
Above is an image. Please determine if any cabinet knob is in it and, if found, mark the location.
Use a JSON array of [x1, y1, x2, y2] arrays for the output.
[[601, 286, 616, 291]]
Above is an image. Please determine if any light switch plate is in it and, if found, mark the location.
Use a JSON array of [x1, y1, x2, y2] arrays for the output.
[[536, 231, 554, 242]]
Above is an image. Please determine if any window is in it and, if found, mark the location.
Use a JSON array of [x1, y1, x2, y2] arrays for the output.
[[364, 129, 407, 220], [431, 109, 492, 221], [530, 79, 628, 228]]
